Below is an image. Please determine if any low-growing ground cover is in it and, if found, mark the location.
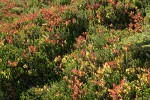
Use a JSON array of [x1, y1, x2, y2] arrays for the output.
[[0, 0, 150, 99]]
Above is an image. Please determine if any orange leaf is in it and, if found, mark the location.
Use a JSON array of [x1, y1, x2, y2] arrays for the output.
[[72, 68, 78, 74], [109, 89, 117, 95], [91, 51, 96, 60], [120, 79, 125, 86], [8, 60, 18, 67]]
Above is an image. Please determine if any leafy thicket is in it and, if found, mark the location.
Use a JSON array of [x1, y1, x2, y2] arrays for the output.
[[0, 0, 150, 100]]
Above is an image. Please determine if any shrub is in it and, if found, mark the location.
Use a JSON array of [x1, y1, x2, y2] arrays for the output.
[[0, 0, 150, 99]]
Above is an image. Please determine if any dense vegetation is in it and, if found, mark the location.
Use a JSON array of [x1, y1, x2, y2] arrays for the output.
[[0, 0, 150, 99]]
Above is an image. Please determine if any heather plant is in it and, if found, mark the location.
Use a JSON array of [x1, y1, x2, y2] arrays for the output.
[[0, 0, 150, 100]]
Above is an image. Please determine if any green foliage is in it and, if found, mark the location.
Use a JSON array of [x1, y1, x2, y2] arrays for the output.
[[0, 0, 150, 100], [120, 29, 150, 67], [20, 81, 71, 100]]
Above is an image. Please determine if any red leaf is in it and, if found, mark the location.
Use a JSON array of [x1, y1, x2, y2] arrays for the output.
[[113, 83, 117, 89], [28, 46, 36, 53], [7, 35, 13, 44]]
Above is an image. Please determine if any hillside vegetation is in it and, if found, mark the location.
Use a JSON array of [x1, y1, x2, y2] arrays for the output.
[[0, 0, 150, 99]]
